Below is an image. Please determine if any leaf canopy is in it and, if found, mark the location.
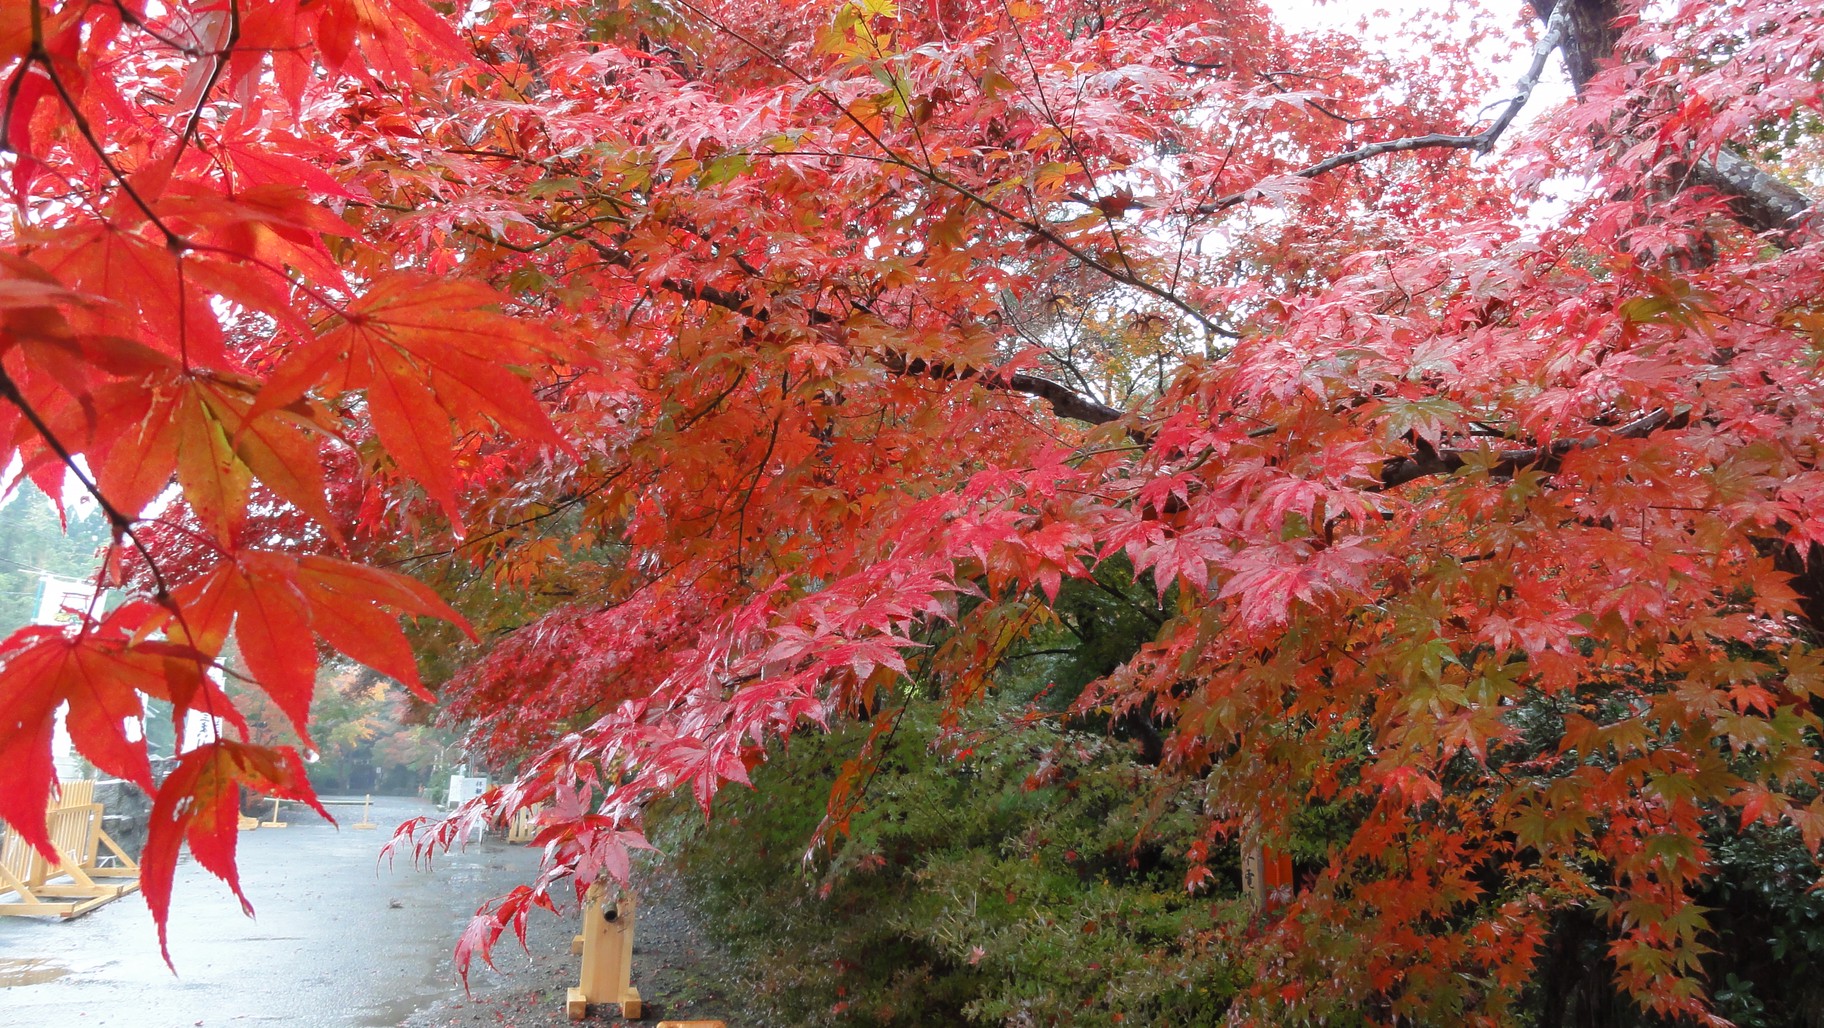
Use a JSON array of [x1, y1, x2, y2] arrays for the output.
[[3, 0, 1824, 1020]]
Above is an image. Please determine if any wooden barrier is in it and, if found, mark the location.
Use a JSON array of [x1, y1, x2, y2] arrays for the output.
[[0, 781, 141, 918], [61, 781, 92, 808], [566, 884, 641, 1021], [506, 804, 542, 843], [312, 795, 380, 830]]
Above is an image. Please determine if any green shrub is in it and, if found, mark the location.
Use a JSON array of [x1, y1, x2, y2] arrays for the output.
[[653, 697, 1247, 1026]]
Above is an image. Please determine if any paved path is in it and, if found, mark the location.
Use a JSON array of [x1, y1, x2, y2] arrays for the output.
[[398, 864, 746, 1028], [0, 796, 558, 1028]]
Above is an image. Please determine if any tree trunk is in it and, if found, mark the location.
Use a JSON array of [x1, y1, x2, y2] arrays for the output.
[[1528, 0, 1815, 237]]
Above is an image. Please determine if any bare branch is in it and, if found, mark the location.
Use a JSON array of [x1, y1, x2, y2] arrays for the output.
[[1197, 3, 1571, 216]]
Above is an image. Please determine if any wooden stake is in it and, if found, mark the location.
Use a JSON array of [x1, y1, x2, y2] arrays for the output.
[[352, 794, 377, 830], [1240, 825, 1293, 913], [566, 883, 641, 1020]]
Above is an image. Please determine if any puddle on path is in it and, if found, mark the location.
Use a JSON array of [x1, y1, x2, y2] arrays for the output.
[[0, 958, 71, 988]]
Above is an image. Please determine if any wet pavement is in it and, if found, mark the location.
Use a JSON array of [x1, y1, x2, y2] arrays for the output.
[[396, 863, 748, 1028], [0, 795, 564, 1028]]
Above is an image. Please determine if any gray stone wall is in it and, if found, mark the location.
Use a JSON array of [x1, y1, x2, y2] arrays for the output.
[[92, 759, 168, 863]]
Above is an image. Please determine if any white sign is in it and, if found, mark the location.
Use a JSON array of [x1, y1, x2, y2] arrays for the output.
[[448, 773, 489, 808], [34, 575, 93, 779], [33, 574, 91, 626]]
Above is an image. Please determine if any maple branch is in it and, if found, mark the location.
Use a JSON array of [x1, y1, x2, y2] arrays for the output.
[[1678, 148, 1815, 239], [0, 63, 28, 157], [1173, 47, 1387, 134], [1378, 407, 1673, 488], [731, 378, 786, 577], [993, 0, 1143, 274], [877, 340, 1131, 429], [0, 369, 135, 536], [109, 1, 214, 56], [465, 213, 633, 254], [1000, 372, 1125, 426], [918, 161, 1237, 339], [1529, 0, 1816, 240], [0, 365, 187, 620], [667, 0, 1240, 341], [1196, 2, 1571, 216], [388, 464, 633, 568], [563, 231, 1132, 428], [31, 51, 184, 249], [1526, 0, 1620, 92], [386, 360, 749, 569]]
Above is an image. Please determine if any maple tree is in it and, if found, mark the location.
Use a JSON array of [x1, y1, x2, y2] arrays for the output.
[[3, 0, 1824, 1018]]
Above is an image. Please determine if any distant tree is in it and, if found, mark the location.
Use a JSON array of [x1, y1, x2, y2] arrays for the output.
[[233, 663, 455, 795], [0, 482, 108, 632]]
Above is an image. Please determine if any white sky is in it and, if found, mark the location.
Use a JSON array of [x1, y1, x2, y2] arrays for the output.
[[1265, 0, 1583, 232], [1270, 0, 1575, 140]]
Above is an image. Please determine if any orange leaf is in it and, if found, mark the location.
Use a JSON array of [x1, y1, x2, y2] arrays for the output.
[[197, 377, 344, 545], [165, 556, 315, 739], [165, 552, 470, 724], [175, 388, 254, 543], [259, 273, 565, 528]]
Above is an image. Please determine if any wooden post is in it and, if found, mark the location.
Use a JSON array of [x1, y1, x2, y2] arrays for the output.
[[260, 796, 288, 828], [1240, 827, 1293, 913], [1240, 839, 1264, 909], [352, 795, 377, 830], [566, 883, 641, 1020], [1263, 846, 1293, 909]]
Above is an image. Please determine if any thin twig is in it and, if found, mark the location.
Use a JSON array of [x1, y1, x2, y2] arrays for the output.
[[174, 0, 241, 160], [0, 365, 184, 616], [1196, 2, 1571, 216], [667, 0, 1239, 340]]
